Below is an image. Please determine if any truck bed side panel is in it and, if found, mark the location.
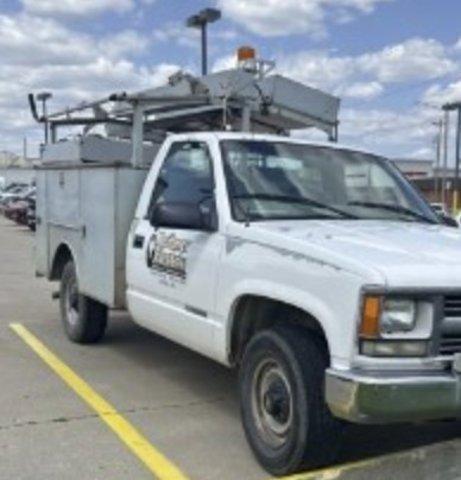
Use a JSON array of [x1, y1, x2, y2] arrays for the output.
[[35, 164, 148, 308]]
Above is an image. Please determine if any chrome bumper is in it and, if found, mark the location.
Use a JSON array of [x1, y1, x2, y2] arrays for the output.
[[326, 368, 461, 424]]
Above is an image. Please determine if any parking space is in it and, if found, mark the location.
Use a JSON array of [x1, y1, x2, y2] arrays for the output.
[[1, 216, 460, 480]]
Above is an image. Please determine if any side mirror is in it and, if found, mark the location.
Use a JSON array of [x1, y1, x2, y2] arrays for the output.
[[150, 201, 217, 232]]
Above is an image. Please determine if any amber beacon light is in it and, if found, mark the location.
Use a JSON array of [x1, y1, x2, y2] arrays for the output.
[[237, 46, 256, 62]]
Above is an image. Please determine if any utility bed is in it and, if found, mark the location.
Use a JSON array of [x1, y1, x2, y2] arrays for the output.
[[35, 156, 149, 308]]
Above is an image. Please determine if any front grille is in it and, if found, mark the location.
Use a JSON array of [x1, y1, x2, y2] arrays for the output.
[[440, 295, 461, 356]]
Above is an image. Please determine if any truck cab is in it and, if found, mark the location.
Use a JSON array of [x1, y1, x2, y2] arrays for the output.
[[126, 131, 461, 474]]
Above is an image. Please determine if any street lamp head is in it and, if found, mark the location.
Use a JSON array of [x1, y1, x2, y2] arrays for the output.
[[201, 7, 221, 23], [186, 8, 221, 28], [186, 14, 202, 28], [443, 101, 461, 112]]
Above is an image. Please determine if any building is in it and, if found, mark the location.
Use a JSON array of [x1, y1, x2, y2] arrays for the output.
[[411, 171, 458, 210], [392, 158, 434, 180], [0, 150, 37, 185], [0, 150, 22, 168], [390, 158, 458, 209]]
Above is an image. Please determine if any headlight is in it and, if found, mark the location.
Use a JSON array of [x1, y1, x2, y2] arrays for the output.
[[359, 293, 434, 357], [381, 298, 416, 334]]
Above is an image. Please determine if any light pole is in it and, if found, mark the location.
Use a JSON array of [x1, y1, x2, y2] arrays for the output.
[[443, 102, 461, 212], [432, 119, 443, 202], [37, 92, 53, 144], [186, 8, 221, 76]]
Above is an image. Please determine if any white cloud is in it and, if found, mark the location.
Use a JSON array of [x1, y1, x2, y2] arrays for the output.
[[0, 14, 94, 66], [407, 146, 434, 159], [99, 30, 149, 59], [294, 105, 439, 159], [454, 37, 461, 51], [278, 50, 356, 92], [339, 81, 384, 99], [212, 54, 237, 72], [153, 23, 200, 49], [423, 81, 461, 107], [340, 108, 434, 139], [0, 13, 177, 155], [0, 14, 149, 67], [217, 0, 391, 38], [153, 23, 239, 51], [358, 38, 456, 83], [21, 0, 134, 16], [0, 58, 179, 151], [274, 38, 456, 99], [336, 106, 439, 159], [213, 52, 381, 101]]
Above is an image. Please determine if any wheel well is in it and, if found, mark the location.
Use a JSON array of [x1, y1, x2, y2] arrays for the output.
[[229, 295, 329, 365], [50, 244, 73, 280]]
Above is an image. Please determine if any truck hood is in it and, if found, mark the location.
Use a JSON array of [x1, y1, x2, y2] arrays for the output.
[[249, 220, 461, 288]]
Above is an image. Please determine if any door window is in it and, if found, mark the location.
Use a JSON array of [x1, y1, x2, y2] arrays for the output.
[[148, 141, 214, 217]]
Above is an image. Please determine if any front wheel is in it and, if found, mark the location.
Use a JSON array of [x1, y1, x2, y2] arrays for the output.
[[59, 260, 108, 343], [239, 325, 342, 476]]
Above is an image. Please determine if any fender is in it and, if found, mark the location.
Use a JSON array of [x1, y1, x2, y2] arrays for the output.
[[222, 279, 337, 362], [49, 242, 79, 281]]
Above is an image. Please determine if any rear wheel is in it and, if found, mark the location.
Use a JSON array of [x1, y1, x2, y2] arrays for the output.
[[59, 260, 107, 343], [239, 325, 342, 476]]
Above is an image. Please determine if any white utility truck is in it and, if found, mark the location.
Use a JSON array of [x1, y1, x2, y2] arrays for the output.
[[31, 51, 461, 476]]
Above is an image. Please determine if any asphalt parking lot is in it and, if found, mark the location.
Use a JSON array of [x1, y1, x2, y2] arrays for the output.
[[0, 216, 460, 480]]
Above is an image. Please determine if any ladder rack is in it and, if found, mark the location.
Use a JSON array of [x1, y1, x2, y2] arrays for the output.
[[30, 64, 341, 167]]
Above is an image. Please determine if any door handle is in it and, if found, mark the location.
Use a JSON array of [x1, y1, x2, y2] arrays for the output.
[[133, 234, 145, 249]]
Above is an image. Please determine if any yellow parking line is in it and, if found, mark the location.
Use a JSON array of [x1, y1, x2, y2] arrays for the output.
[[10, 323, 190, 480], [275, 456, 382, 480]]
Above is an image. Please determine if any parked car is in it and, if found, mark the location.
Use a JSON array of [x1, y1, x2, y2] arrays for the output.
[[4, 198, 29, 224], [1, 186, 35, 217], [430, 202, 448, 216], [430, 202, 458, 227], [26, 197, 36, 231], [0, 183, 30, 206]]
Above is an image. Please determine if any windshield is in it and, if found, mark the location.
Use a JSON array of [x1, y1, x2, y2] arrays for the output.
[[221, 140, 438, 224]]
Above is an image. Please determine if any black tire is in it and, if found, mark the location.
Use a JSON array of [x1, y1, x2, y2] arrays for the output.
[[239, 325, 342, 476], [59, 260, 108, 344]]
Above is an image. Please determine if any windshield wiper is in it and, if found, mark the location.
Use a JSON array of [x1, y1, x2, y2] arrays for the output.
[[233, 193, 359, 219], [347, 201, 438, 224]]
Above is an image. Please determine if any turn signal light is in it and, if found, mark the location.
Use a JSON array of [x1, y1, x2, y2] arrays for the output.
[[360, 295, 382, 339]]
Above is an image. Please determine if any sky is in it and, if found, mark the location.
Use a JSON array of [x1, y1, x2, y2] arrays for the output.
[[1, 0, 461, 161]]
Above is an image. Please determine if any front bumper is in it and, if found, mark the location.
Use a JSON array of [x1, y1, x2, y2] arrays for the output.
[[326, 368, 461, 424]]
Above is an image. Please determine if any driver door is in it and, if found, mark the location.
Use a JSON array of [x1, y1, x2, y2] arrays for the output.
[[126, 141, 223, 358]]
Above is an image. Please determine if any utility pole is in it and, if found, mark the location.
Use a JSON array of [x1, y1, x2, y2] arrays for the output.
[[186, 8, 222, 76], [433, 119, 443, 202], [443, 102, 461, 213], [23, 137, 28, 161], [442, 110, 450, 207]]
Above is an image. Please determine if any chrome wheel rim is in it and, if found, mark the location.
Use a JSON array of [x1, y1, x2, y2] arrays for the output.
[[65, 276, 79, 327], [251, 358, 293, 448]]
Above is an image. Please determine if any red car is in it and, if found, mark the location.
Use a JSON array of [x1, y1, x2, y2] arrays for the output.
[[4, 199, 29, 224]]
